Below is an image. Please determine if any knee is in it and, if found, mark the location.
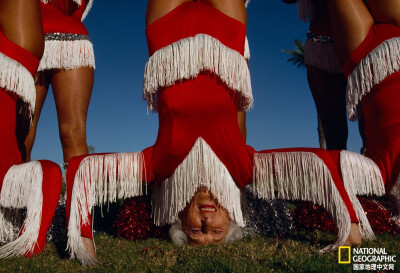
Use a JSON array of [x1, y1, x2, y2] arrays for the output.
[[59, 122, 86, 146]]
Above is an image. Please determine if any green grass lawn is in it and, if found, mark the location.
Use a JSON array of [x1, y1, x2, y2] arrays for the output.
[[0, 231, 399, 273]]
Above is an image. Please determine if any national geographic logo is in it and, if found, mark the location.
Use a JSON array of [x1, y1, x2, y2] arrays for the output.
[[338, 246, 351, 264], [338, 247, 397, 271]]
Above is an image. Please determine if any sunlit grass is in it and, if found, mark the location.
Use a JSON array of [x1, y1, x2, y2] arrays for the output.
[[0, 231, 398, 273]]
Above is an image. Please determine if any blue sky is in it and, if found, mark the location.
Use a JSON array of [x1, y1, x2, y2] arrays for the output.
[[31, 1, 364, 164]]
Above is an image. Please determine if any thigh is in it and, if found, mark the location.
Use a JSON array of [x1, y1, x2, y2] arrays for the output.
[[364, 0, 400, 26], [0, 0, 44, 59], [146, 0, 192, 26], [203, 0, 246, 25], [51, 68, 94, 126], [328, 0, 374, 63]]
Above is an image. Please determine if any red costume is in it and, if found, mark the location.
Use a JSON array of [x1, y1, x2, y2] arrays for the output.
[[0, 32, 62, 257], [66, 2, 383, 265], [38, 0, 95, 71], [343, 24, 400, 217]]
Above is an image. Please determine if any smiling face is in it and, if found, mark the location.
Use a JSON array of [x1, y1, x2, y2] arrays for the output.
[[179, 188, 230, 246]]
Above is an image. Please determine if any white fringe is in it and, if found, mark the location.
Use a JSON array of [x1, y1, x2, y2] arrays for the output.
[[297, 0, 315, 22], [67, 152, 144, 266], [340, 151, 385, 196], [38, 39, 95, 71], [304, 39, 342, 73], [346, 37, 400, 120], [390, 175, 400, 222], [0, 162, 43, 257], [0, 52, 35, 116], [143, 34, 253, 112], [244, 36, 250, 60], [81, 0, 94, 21], [152, 137, 244, 227], [252, 152, 351, 251], [339, 151, 382, 240]]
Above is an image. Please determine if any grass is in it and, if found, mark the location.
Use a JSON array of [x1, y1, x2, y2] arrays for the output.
[[0, 230, 399, 273]]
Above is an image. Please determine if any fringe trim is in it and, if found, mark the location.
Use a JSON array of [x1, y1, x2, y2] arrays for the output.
[[143, 34, 253, 112], [304, 39, 342, 73], [340, 151, 385, 196], [244, 36, 250, 60], [0, 162, 43, 257], [38, 39, 95, 71], [0, 52, 35, 116], [252, 152, 351, 251], [297, 0, 315, 22], [152, 138, 244, 227], [346, 37, 400, 120], [81, 0, 93, 21], [339, 151, 384, 240], [390, 175, 400, 222], [67, 152, 144, 266]]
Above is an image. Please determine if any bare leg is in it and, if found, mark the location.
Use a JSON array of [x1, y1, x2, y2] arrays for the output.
[[307, 67, 348, 150], [24, 72, 51, 162], [51, 67, 94, 257], [328, 0, 374, 63], [344, 223, 362, 246], [146, 0, 191, 26], [52, 68, 93, 163], [0, 0, 44, 59], [364, 0, 400, 26], [203, 0, 247, 25]]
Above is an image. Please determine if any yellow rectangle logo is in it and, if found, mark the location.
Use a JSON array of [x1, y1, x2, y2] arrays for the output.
[[338, 246, 351, 264]]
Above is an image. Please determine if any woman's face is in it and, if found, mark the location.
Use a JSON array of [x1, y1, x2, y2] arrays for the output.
[[180, 188, 230, 245]]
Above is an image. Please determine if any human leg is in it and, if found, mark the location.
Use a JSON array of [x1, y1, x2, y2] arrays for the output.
[[51, 67, 93, 163], [327, 0, 374, 63], [0, 0, 44, 60], [307, 66, 348, 150], [24, 72, 50, 162], [203, 0, 247, 25], [364, 0, 400, 26], [146, 0, 192, 26]]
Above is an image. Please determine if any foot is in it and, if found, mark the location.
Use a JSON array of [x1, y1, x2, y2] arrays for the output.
[[82, 236, 97, 259], [344, 223, 362, 247]]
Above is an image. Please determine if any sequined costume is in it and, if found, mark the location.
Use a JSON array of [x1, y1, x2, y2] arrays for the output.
[[343, 24, 400, 217], [65, 2, 383, 265], [297, 0, 342, 73], [0, 31, 62, 257], [38, 0, 95, 71]]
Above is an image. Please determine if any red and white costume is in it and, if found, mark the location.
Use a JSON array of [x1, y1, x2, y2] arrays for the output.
[[297, 0, 342, 73], [343, 24, 400, 218], [0, 32, 62, 257], [38, 0, 95, 71], [65, 2, 383, 265]]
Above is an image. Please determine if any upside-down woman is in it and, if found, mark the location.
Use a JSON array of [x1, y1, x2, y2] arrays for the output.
[[0, 0, 62, 258], [65, 0, 383, 265]]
